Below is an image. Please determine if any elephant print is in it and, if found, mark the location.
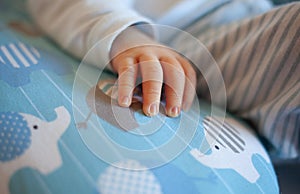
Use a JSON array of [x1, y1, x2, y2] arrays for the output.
[[0, 41, 72, 87], [78, 79, 165, 131], [0, 106, 70, 194], [190, 116, 271, 183]]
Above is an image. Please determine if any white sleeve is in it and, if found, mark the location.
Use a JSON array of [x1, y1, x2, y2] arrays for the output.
[[26, 0, 152, 70]]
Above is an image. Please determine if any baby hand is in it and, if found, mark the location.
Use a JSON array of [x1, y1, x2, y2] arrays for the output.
[[110, 27, 196, 117]]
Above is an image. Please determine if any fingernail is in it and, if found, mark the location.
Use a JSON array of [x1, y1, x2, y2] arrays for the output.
[[148, 103, 158, 116], [120, 96, 130, 107], [169, 106, 180, 117]]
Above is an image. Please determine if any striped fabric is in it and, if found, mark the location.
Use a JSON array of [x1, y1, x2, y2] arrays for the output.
[[182, 2, 300, 159], [203, 116, 246, 153], [0, 42, 40, 68]]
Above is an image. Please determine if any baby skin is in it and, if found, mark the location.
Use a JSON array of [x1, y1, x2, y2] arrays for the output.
[[110, 27, 197, 117]]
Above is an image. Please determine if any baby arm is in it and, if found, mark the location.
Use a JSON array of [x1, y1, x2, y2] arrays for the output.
[[110, 27, 196, 117], [27, 0, 196, 117]]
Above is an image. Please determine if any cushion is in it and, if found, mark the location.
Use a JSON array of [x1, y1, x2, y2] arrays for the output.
[[0, 1, 278, 194]]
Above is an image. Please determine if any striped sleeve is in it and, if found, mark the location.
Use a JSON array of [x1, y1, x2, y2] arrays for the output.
[[179, 2, 300, 159]]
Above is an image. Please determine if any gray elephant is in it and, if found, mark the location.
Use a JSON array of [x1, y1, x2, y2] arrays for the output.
[[79, 79, 166, 131]]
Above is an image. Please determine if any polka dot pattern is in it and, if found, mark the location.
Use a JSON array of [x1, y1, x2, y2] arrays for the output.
[[98, 160, 162, 194], [0, 112, 31, 162]]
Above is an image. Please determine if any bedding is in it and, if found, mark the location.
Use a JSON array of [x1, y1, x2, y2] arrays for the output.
[[0, 0, 279, 194]]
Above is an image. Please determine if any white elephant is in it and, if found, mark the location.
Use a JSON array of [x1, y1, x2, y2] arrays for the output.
[[190, 116, 271, 183], [0, 106, 70, 194]]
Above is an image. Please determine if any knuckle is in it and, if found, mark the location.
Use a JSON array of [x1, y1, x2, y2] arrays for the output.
[[148, 65, 163, 75], [167, 91, 182, 100], [142, 65, 163, 80], [143, 87, 161, 96], [159, 56, 174, 64], [118, 82, 134, 89], [166, 67, 185, 84], [113, 56, 136, 71], [140, 54, 155, 61], [119, 63, 136, 74]]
